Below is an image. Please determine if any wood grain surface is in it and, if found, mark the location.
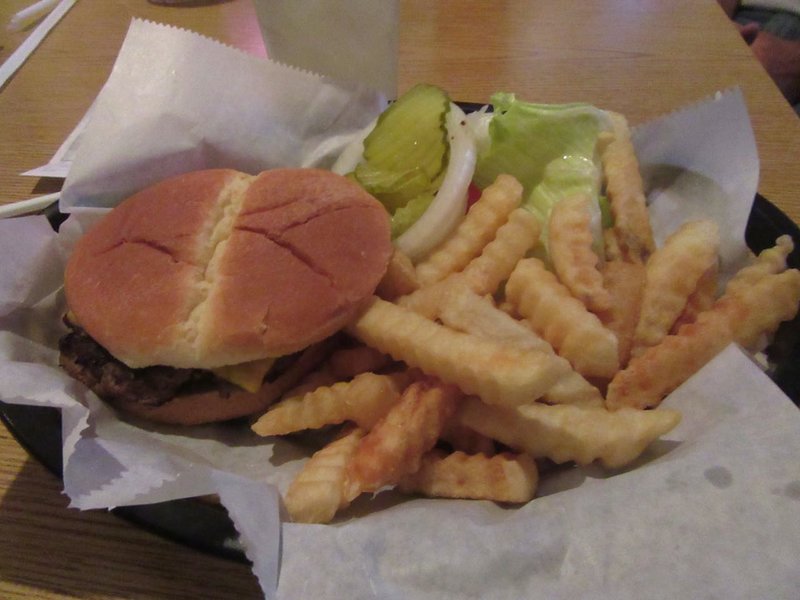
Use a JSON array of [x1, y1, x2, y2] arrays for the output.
[[1, 1, 798, 598]]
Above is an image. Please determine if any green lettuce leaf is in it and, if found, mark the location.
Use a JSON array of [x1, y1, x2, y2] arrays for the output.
[[473, 93, 610, 196], [471, 92, 613, 254]]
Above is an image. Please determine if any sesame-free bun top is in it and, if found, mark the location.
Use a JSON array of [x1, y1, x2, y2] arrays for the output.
[[65, 168, 392, 369]]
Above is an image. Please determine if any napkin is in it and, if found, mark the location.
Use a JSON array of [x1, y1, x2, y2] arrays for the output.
[[1, 19, 799, 600]]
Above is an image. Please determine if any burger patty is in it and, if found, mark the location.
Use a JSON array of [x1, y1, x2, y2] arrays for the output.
[[59, 327, 220, 408]]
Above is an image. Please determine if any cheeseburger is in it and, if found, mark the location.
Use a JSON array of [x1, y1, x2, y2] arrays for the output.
[[59, 168, 393, 425]]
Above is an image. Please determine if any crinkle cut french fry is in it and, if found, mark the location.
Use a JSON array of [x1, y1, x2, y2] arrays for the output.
[[326, 345, 394, 380], [437, 282, 552, 354], [440, 420, 496, 455], [606, 299, 742, 410], [376, 248, 419, 301], [670, 263, 718, 334], [598, 259, 646, 368], [632, 219, 720, 354], [724, 234, 794, 298], [603, 227, 623, 262], [398, 450, 538, 503], [284, 427, 363, 524], [506, 257, 619, 379], [398, 207, 540, 320], [436, 284, 603, 406], [347, 297, 571, 406], [608, 259, 800, 410], [458, 207, 541, 295], [726, 268, 800, 349], [541, 368, 604, 407], [395, 277, 450, 320], [415, 174, 523, 284], [457, 396, 681, 469], [600, 112, 656, 263], [346, 378, 461, 496], [719, 236, 799, 349], [251, 371, 409, 436], [279, 365, 340, 400], [548, 193, 611, 313]]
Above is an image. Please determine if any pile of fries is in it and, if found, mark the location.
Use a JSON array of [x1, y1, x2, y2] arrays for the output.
[[251, 113, 800, 524]]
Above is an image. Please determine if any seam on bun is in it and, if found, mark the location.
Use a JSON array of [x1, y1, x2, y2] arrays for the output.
[[179, 172, 254, 358]]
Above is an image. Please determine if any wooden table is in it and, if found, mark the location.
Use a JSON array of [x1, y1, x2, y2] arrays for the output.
[[1, 1, 798, 598]]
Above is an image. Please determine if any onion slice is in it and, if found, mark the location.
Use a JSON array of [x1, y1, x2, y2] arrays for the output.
[[396, 103, 477, 262]]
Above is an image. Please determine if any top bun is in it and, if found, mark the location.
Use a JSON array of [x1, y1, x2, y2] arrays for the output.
[[65, 168, 392, 369]]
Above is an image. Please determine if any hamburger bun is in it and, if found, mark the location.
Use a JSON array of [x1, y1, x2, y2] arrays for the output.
[[62, 167, 392, 424]]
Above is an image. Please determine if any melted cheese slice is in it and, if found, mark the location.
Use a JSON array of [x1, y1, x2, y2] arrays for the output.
[[212, 357, 276, 392]]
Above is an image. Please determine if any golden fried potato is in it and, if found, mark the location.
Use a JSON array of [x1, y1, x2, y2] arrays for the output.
[[347, 296, 571, 406], [436, 284, 603, 407], [606, 300, 740, 410], [548, 193, 611, 313], [670, 263, 718, 334], [721, 236, 799, 349], [632, 219, 720, 354], [458, 396, 681, 469], [725, 235, 794, 298], [436, 283, 552, 354], [398, 450, 538, 503], [458, 207, 541, 295], [376, 248, 419, 301], [506, 257, 620, 379], [440, 420, 497, 455], [279, 366, 340, 400], [598, 259, 646, 368], [608, 257, 800, 410], [599, 112, 656, 263], [541, 368, 605, 407], [284, 427, 363, 523], [398, 207, 540, 320], [395, 277, 452, 320], [415, 174, 523, 284], [346, 378, 461, 495], [603, 226, 624, 262], [283, 339, 392, 399], [325, 345, 394, 380], [726, 268, 800, 349], [251, 371, 410, 436]]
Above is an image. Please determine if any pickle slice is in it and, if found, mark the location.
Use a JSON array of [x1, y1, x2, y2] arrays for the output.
[[361, 83, 450, 186], [352, 84, 451, 237], [354, 163, 432, 212], [391, 191, 436, 238]]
